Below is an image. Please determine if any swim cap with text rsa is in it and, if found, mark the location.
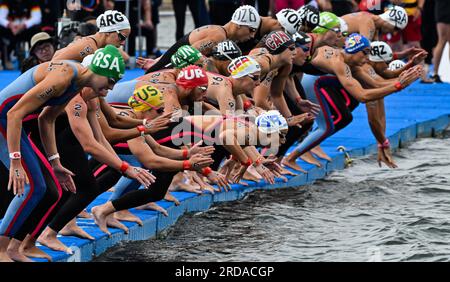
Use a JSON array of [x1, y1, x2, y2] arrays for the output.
[[379, 5, 408, 30], [276, 8, 302, 35], [96, 10, 130, 32], [231, 5, 261, 29], [85, 45, 125, 82], [369, 41, 393, 62]]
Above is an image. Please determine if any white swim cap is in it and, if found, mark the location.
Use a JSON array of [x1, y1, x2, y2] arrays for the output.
[[228, 56, 261, 79], [276, 8, 302, 35], [379, 6, 408, 30], [81, 54, 94, 67], [96, 10, 130, 33], [388, 60, 406, 71], [369, 41, 393, 62], [231, 5, 261, 29], [255, 110, 289, 134], [338, 17, 348, 32]]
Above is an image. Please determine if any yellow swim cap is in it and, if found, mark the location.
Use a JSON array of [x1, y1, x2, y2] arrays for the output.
[[128, 85, 163, 112]]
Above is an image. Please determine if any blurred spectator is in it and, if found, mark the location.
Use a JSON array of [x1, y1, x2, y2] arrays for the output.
[[330, 0, 358, 16], [198, 0, 210, 26], [20, 31, 55, 73], [69, 0, 107, 22], [0, 0, 42, 70], [358, 0, 391, 14], [432, 0, 450, 83], [208, 0, 240, 25], [173, 0, 202, 40], [40, 0, 64, 36], [74, 21, 99, 41], [421, 0, 437, 75], [316, 0, 332, 11], [114, 0, 161, 58], [275, 0, 305, 13], [243, 0, 270, 16]]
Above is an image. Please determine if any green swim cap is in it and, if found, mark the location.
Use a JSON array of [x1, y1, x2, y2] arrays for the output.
[[89, 45, 125, 82], [171, 45, 203, 69], [312, 12, 340, 34]]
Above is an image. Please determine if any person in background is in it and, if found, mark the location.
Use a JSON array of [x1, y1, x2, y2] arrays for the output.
[[432, 0, 450, 83], [243, 0, 271, 16], [172, 0, 202, 40], [208, 0, 241, 25], [20, 32, 55, 73], [39, 0, 63, 36], [275, 0, 305, 13], [420, 0, 437, 82], [0, 0, 42, 70], [330, 0, 358, 16], [69, 0, 107, 21]]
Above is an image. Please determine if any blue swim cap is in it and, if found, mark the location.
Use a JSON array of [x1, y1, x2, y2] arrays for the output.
[[344, 33, 370, 54]]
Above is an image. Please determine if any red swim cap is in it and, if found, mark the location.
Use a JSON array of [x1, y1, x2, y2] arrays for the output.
[[176, 65, 208, 89]]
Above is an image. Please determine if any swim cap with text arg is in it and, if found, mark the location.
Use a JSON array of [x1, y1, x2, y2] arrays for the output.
[[96, 10, 130, 33], [231, 5, 261, 29], [297, 5, 320, 31], [128, 84, 163, 112], [176, 65, 208, 89], [171, 45, 203, 69], [344, 33, 370, 54], [255, 110, 288, 134], [379, 6, 408, 30], [211, 40, 242, 61], [369, 41, 393, 62], [228, 56, 261, 79], [276, 9, 302, 35], [259, 30, 295, 55], [312, 12, 340, 34], [82, 45, 125, 82], [388, 60, 406, 71]]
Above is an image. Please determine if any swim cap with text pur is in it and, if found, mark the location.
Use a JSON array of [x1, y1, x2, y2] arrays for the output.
[[171, 45, 203, 69], [96, 10, 130, 33], [228, 56, 261, 79], [128, 85, 163, 112], [276, 9, 302, 35], [344, 33, 370, 54], [369, 41, 393, 62], [388, 60, 406, 71], [231, 5, 261, 29], [379, 6, 408, 30], [211, 40, 242, 61], [297, 5, 320, 31], [176, 65, 208, 89], [312, 12, 340, 34], [255, 110, 288, 134], [87, 45, 125, 82], [260, 30, 295, 55]]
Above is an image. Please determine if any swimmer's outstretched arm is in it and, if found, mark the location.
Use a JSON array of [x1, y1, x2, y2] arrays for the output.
[[99, 97, 145, 129]]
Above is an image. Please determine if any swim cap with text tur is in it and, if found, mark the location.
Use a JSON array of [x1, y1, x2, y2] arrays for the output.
[[276, 9, 302, 35], [344, 33, 370, 54], [128, 84, 163, 112], [388, 60, 406, 71], [259, 30, 295, 55], [228, 56, 261, 79], [86, 45, 125, 82], [297, 5, 320, 31], [231, 5, 261, 29], [171, 45, 203, 69], [176, 65, 208, 89], [379, 5, 408, 30], [96, 10, 130, 33], [369, 41, 393, 62]]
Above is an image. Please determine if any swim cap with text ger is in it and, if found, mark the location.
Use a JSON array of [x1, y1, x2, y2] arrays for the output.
[[231, 5, 261, 29], [171, 45, 203, 69], [228, 56, 261, 79], [344, 33, 370, 54], [276, 9, 302, 35], [379, 5, 408, 30], [369, 41, 393, 62], [176, 65, 208, 89], [87, 45, 125, 82], [128, 84, 163, 112], [96, 10, 130, 33]]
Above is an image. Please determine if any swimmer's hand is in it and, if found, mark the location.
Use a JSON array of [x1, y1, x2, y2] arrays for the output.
[[205, 171, 231, 192], [125, 166, 156, 188], [136, 57, 156, 71], [188, 140, 215, 157], [297, 99, 321, 116], [144, 112, 172, 134], [52, 164, 76, 193], [253, 163, 275, 185], [262, 158, 288, 182], [287, 113, 315, 127], [8, 161, 30, 196], [409, 50, 428, 66], [377, 147, 398, 169], [398, 65, 422, 88]]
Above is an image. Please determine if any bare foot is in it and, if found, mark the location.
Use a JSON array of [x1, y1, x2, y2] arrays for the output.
[[0, 252, 13, 262], [20, 245, 52, 262], [107, 187, 115, 192], [310, 146, 332, 161], [300, 151, 322, 167], [91, 206, 111, 236], [6, 249, 34, 262], [114, 210, 143, 226], [281, 158, 307, 173], [164, 192, 180, 206], [106, 214, 129, 234], [136, 202, 168, 217], [37, 231, 71, 254], [60, 222, 95, 240], [77, 209, 92, 219], [243, 166, 262, 182], [278, 166, 297, 176]]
